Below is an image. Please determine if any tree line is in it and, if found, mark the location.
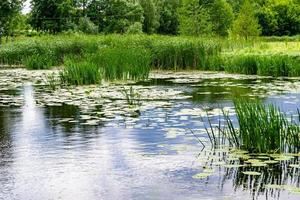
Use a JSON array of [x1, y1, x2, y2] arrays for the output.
[[1, 0, 300, 39]]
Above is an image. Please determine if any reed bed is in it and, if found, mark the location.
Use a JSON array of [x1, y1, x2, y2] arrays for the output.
[[0, 34, 299, 83], [0, 35, 99, 69], [60, 47, 151, 84], [224, 55, 300, 76]]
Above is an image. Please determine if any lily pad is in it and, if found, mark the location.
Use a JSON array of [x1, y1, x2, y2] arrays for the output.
[[242, 171, 261, 176], [192, 172, 212, 179]]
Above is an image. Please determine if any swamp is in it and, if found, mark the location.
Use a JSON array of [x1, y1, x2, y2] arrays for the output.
[[1, 0, 300, 199]]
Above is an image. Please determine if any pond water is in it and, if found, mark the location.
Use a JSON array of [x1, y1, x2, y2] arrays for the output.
[[0, 69, 300, 200]]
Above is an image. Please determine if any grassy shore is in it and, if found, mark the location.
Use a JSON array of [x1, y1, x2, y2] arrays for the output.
[[0, 34, 299, 84]]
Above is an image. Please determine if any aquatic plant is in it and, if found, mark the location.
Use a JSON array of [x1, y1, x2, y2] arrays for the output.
[[23, 54, 56, 70], [60, 56, 102, 85], [121, 86, 141, 107], [206, 100, 300, 153], [45, 72, 60, 90], [60, 47, 151, 84], [149, 38, 222, 70], [224, 54, 300, 77], [93, 47, 151, 81], [0, 35, 99, 69]]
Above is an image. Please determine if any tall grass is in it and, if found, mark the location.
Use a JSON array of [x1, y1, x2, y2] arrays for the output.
[[60, 57, 102, 85], [224, 55, 300, 76], [211, 100, 300, 153], [149, 38, 222, 70], [60, 47, 151, 84], [0, 35, 99, 69], [93, 47, 151, 80], [0, 34, 222, 71], [0, 34, 299, 79]]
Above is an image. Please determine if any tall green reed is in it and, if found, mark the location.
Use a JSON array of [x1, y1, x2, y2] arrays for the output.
[[206, 100, 300, 153]]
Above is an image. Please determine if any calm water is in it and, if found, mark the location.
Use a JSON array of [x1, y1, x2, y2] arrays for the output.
[[0, 70, 300, 200]]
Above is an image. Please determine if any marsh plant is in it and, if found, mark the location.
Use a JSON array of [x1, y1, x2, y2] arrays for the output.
[[60, 56, 102, 85], [121, 86, 141, 107], [59, 46, 151, 84], [45, 72, 60, 90], [224, 55, 300, 76], [205, 100, 300, 153]]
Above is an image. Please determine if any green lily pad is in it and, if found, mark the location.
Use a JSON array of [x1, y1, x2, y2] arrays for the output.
[[290, 164, 300, 168], [242, 171, 261, 176], [265, 184, 285, 189], [274, 156, 294, 161], [263, 160, 279, 164], [192, 173, 212, 179], [203, 168, 214, 173]]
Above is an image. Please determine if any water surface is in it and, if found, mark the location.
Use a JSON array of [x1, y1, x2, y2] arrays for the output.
[[0, 69, 300, 200]]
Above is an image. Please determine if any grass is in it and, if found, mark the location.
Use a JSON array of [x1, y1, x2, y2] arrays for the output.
[[0, 34, 222, 71], [60, 56, 102, 85], [60, 47, 151, 85], [223, 55, 300, 76], [208, 100, 300, 153], [0, 34, 300, 83], [93, 47, 151, 81]]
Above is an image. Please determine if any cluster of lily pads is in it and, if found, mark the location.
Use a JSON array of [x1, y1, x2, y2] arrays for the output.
[[190, 147, 300, 197]]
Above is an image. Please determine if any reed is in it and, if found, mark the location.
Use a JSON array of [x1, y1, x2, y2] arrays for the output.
[[224, 55, 300, 77], [121, 86, 141, 107], [93, 47, 151, 81], [60, 56, 102, 85], [206, 100, 300, 153], [60, 46, 151, 84]]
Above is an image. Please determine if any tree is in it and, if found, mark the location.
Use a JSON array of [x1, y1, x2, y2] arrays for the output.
[[30, 0, 75, 33], [209, 0, 233, 36], [257, 0, 300, 36], [0, 0, 23, 43], [227, 0, 244, 13], [232, 0, 261, 39], [87, 0, 143, 34], [156, 0, 180, 35], [73, 0, 91, 16], [178, 0, 212, 36], [77, 17, 98, 34], [139, 0, 159, 34]]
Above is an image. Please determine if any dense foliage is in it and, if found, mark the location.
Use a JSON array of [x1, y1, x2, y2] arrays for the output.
[[2, 0, 299, 37], [0, 0, 24, 42]]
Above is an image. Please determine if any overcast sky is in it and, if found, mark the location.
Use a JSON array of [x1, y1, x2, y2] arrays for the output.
[[22, 0, 31, 14]]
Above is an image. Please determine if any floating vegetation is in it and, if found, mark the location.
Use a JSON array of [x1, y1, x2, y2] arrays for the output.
[[192, 172, 213, 179], [265, 184, 300, 194], [242, 171, 261, 176]]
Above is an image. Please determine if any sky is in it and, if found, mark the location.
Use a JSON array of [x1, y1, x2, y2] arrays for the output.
[[22, 0, 31, 14]]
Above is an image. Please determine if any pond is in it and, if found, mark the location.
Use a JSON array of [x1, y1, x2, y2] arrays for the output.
[[0, 69, 300, 200]]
